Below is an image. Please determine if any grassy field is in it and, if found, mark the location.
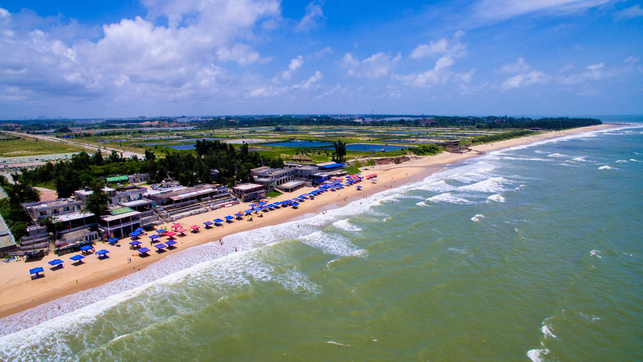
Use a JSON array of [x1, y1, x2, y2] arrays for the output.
[[0, 137, 85, 157]]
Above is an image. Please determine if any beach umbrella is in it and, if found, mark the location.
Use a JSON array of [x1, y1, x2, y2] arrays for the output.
[[166, 240, 177, 248], [214, 218, 224, 223], [138, 247, 150, 256], [156, 229, 166, 234], [234, 213, 244, 217], [135, 227, 145, 232], [108, 237, 119, 244], [165, 231, 177, 237], [129, 231, 140, 237], [70, 255, 85, 262], [172, 224, 182, 229], [225, 216, 234, 222], [204, 221, 214, 226], [154, 243, 167, 250], [48, 259, 64, 267]]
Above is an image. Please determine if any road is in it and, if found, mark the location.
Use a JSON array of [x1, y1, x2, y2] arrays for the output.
[[1, 131, 145, 160]]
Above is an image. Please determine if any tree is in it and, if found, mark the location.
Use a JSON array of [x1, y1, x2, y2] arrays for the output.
[[91, 149, 104, 166], [332, 140, 347, 163], [144, 149, 156, 161], [83, 181, 109, 221]]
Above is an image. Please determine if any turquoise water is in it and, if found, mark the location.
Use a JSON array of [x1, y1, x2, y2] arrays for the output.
[[1, 123, 642, 361]]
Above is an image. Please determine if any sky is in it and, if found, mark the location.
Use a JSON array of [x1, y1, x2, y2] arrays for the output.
[[0, 0, 642, 119]]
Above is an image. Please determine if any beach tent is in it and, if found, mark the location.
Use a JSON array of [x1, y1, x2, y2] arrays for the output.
[[154, 243, 167, 251], [30, 267, 44, 279], [191, 225, 200, 230], [108, 237, 119, 244], [129, 240, 142, 249], [166, 240, 177, 249], [48, 259, 64, 268], [70, 254, 85, 263], [156, 229, 167, 234], [356, 185, 362, 190], [175, 227, 186, 234], [80, 245, 94, 253], [96, 249, 110, 259], [138, 247, 150, 257], [150, 234, 160, 240], [214, 218, 224, 226], [135, 227, 145, 232], [245, 209, 253, 215], [291, 202, 299, 209], [172, 224, 182, 229], [203, 221, 214, 228], [234, 213, 244, 219], [165, 231, 177, 239], [129, 231, 141, 238], [258, 201, 267, 205], [225, 215, 234, 222]]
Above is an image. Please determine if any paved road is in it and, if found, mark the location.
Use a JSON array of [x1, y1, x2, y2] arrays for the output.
[[1, 131, 145, 160]]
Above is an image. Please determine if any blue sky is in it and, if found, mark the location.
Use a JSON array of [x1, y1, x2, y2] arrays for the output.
[[0, 0, 641, 119]]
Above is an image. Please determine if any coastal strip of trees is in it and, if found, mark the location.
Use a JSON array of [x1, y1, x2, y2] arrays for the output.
[[469, 130, 536, 145]]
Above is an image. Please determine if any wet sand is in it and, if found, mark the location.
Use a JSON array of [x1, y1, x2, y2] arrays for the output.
[[0, 124, 614, 318]]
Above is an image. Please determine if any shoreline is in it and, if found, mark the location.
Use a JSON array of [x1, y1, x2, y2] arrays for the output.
[[0, 124, 615, 320]]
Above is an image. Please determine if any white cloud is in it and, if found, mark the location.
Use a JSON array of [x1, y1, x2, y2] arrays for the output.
[[455, 68, 476, 83], [502, 70, 549, 89], [217, 43, 261, 66], [296, 1, 324, 32], [475, 0, 611, 20], [396, 31, 467, 88], [0, 1, 281, 111], [614, 4, 643, 19], [499, 57, 531, 73], [410, 31, 466, 60], [281, 55, 304, 79], [342, 52, 401, 78], [558, 62, 605, 84]]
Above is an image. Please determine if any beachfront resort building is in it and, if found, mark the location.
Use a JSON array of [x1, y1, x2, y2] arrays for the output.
[[251, 166, 296, 192], [233, 183, 265, 201], [98, 207, 141, 239], [145, 183, 236, 222]]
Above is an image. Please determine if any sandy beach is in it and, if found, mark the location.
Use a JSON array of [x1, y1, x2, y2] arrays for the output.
[[0, 124, 614, 318]]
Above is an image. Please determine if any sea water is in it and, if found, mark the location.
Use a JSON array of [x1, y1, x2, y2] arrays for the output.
[[1, 121, 643, 361]]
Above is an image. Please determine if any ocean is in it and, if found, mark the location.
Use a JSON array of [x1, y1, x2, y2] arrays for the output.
[[1, 121, 642, 361]]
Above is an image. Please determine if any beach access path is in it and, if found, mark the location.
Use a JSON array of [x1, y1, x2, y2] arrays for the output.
[[0, 124, 614, 318]]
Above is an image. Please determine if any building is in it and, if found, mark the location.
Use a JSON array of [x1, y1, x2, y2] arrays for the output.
[[0, 214, 17, 255], [146, 184, 236, 222], [275, 180, 306, 193], [23, 198, 86, 223], [285, 163, 319, 181], [99, 207, 141, 239], [251, 167, 295, 192], [233, 183, 265, 201], [105, 175, 130, 185], [444, 140, 461, 153], [128, 173, 150, 183]]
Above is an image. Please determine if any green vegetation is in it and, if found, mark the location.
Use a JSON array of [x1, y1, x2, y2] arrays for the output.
[[345, 165, 360, 175], [470, 130, 536, 145], [0, 136, 85, 157], [409, 144, 442, 156], [0, 176, 38, 241], [266, 191, 282, 198]]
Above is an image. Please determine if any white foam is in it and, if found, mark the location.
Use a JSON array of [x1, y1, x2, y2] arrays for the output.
[[333, 219, 362, 232], [547, 153, 567, 158], [426, 193, 474, 205], [300, 231, 367, 258], [459, 177, 509, 193], [629, 159, 640, 162], [542, 324, 557, 339], [487, 194, 506, 203], [616, 159, 628, 163], [590, 250, 602, 258], [598, 165, 612, 170], [572, 156, 588, 162], [471, 214, 485, 222], [501, 156, 554, 162], [416, 179, 458, 193], [527, 348, 550, 362]]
